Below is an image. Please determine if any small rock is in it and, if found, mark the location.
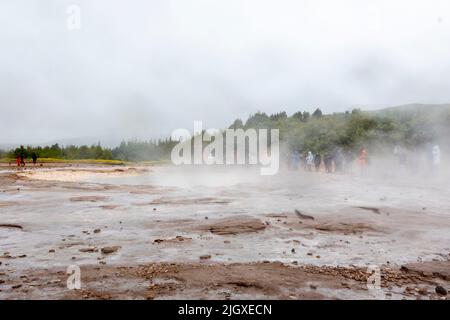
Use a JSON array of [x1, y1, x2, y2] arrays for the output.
[[435, 286, 447, 296], [93, 229, 101, 234], [310, 284, 317, 290], [49, 279, 61, 284], [418, 288, 428, 295], [295, 209, 314, 220], [199, 255, 211, 260], [291, 248, 295, 253], [12, 284, 22, 289], [101, 246, 121, 254]]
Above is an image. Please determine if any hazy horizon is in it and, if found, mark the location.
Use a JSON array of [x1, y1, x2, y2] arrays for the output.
[[2, 0, 450, 146]]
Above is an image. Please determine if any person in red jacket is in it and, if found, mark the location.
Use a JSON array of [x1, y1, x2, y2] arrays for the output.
[[16, 155, 21, 167], [358, 146, 368, 168]]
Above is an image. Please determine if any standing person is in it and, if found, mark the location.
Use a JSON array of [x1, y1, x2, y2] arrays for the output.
[[334, 149, 344, 172], [432, 144, 441, 169], [358, 146, 368, 171], [290, 150, 300, 170], [314, 153, 321, 172], [17, 146, 26, 167], [31, 152, 38, 165], [394, 145, 406, 167], [344, 150, 355, 173], [324, 153, 333, 173], [306, 151, 314, 171], [16, 155, 21, 167]]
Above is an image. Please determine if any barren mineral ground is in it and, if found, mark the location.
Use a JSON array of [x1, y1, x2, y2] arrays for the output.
[[0, 163, 449, 300]]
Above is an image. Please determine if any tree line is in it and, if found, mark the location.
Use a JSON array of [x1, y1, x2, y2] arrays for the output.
[[1, 105, 448, 162], [0, 139, 176, 162], [230, 105, 448, 157]]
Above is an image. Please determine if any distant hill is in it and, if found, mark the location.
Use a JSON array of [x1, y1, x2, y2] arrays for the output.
[[373, 103, 450, 120], [374, 103, 450, 113], [374, 104, 450, 139]]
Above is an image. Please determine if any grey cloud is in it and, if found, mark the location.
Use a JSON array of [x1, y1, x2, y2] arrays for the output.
[[1, 0, 450, 146]]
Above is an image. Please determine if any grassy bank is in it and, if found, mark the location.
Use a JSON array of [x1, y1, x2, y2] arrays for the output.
[[0, 158, 172, 166], [0, 158, 125, 165]]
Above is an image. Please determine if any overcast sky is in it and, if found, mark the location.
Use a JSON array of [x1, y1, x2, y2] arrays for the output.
[[1, 0, 450, 146]]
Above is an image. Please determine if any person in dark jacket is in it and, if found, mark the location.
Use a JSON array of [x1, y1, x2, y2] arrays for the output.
[[324, 153, 334, 173], [31, 152, 38, 165], [314, 154, 322, 172]]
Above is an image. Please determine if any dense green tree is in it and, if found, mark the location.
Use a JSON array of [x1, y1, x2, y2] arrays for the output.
[[229, 119, 244, 129], [312, 108, 323, 118], [292, 111, 303, 121], [302, 111, 310, 121], [270, 111, 287, 121]]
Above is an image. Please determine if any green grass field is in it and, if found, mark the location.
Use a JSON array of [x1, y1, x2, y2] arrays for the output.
[[0, 158, 171, 166], [0, 158, 124, 165]]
